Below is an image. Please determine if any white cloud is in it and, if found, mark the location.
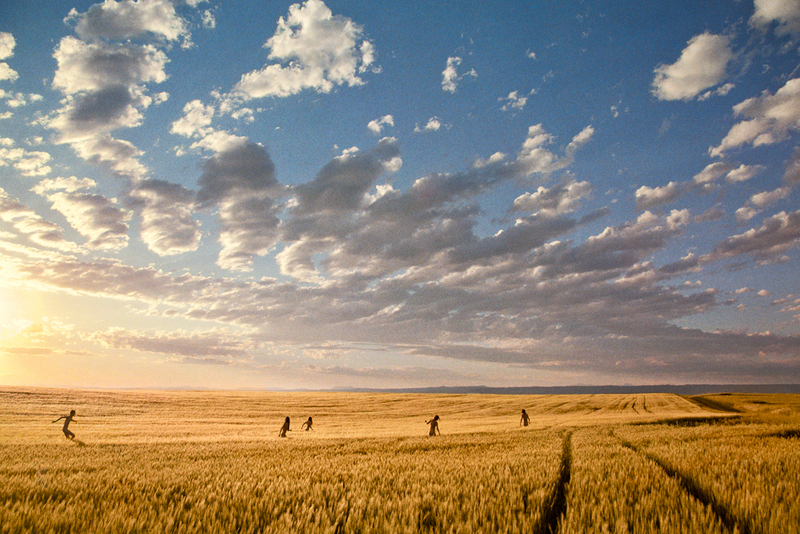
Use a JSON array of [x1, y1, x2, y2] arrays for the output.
[[736, 206, 759, 222], [715, 209, 800, 259], [0, 188, 75, 251], [750, 0, 800, 37], [442, 56, 461, 93], [170, 99, 215, 138], [441, 56, 476, 93], [367, 114, 394, 134], [513, 180, 592, 215], [652, 32, 734, 101], [232, 0, 377, 100], [0, 32, 17, 83], [32, 176, 96, 195], [414, 117, 443, 133], [499, 90, 527, 111], [635, 182, 684, 210], [0, 138, 52, 177], [128, 179, 202, 256], [726, 164, 765, 182], [749, 186, 791, 208], [515, 124, 594, 175], [710, 77, 800, 156], [0, 32, 14, 60], [45, 191, 131, 250], [67, 0, 188, 42]]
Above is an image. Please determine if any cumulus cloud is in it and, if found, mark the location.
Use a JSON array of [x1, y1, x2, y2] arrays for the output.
[[46, 2, 190, 180], [714, 209, 800, 259], [515, 124, 594, 175], [45, 190, 131, 250], [67, 0, 188, 42], [750, 0, 800, 37], [441, 56, 477, 93], [635, 182, 685, 210], [710, 77, 800, 156], [196, 141, 283, 271], [0, 138, 52, 177], [367, 114, 394, 134], [784, 147, 800, 185], [127, 179, 201, 256], [652, 32, 734, 101], [414, 117, 443, 133], [513, 180, 592, 215], [294, 137, 401, 214], [499, 90, 528, 111], [170, 99, 215, 138], [0, 188, 75, 250], [232, 0, 377, 100], [0, 32, 18, 82]]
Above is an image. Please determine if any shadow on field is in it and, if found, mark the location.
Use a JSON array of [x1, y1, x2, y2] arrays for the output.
[[764, 429, 800, 439], [685, 395, 742, 413], [632, 415, 742, 427]]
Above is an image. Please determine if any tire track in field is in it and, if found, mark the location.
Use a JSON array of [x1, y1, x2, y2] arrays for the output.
[[616, 437, 756, 534], [533, 430, 572, 534]]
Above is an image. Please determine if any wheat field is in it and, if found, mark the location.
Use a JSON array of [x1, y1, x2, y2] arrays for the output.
[[1, 387, 798, 533]]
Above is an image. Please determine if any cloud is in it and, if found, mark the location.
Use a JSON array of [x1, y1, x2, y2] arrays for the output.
[[67, 0, 188, 42], [726, 163, 765, 182], [367, 114, 394, 134], [785, 147, 800, 185], [47, 0, 188, 180], [749, 186, 791, 208], [515, 124, 594, 175], [441, 56, 476, 93], [0, 32, 18, 82], [714, 209, 800, 259], [652, 32, 734, 101], [750, 0, 800, 37], [499, 90, 528, 111], [92, 327, 251, 362], [232, 0, 377, 100], [170, 99, 215, 139], [0, 188, 75, 251], [32, 176, 96, 195], [0, 32, 14, 60], [512, 180, 592, 215], [196, 141, 283, 271], [710, 77, 800, 156], [635, 182, 684, 210], [52, 37, 168, 95], [44, 191, 131, 250], [0, 138, 52, 176], [414, 117, 444, 133], [127, 179, 201, 256], [293, 137, 401, 214]]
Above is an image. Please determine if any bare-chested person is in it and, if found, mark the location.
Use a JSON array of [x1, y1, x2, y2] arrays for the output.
[[278, 416, 291, 438], [426, 415, 440, 436], [301, 417, 313, 431], [520, 409, 530, 427], [53, 410, 77, 440]]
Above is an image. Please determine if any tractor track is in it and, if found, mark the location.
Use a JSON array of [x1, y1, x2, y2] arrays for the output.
[[617, 436, 756, 534]]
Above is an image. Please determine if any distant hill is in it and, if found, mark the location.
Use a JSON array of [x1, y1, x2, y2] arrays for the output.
[[332, 384, 800, 395]]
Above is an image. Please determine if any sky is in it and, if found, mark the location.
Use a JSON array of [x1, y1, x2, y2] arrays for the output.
[[1, 0, 800, 390]]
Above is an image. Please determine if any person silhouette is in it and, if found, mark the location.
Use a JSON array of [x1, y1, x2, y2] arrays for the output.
[[301, 417, 313, 431], [520, 409, 530, 427], [426, 415, 440, 436], [53, 410, 77, 440], [278, 416, 291, 438]]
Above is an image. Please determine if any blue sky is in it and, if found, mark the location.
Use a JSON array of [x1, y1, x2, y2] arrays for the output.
[[1, 0, 799, 389]]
